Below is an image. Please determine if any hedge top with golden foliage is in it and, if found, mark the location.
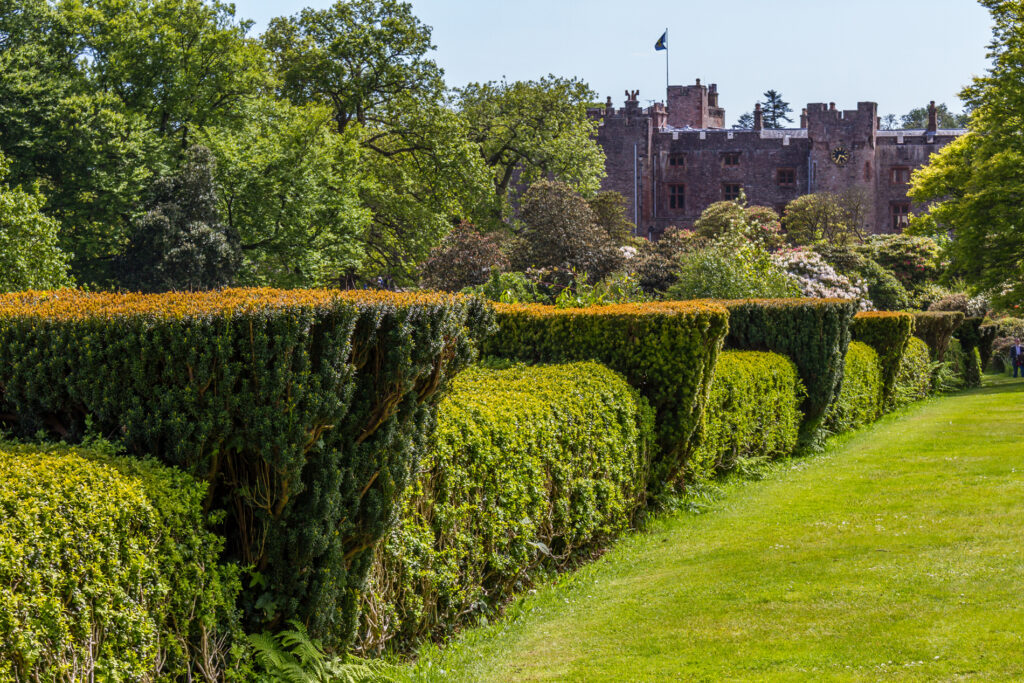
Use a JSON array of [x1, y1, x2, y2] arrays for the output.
[[492, 300, 728, 318], [711, 297, 855, 308], [0, 288, 466, 320]]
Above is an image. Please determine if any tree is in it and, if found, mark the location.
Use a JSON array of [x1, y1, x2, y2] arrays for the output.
[[199, 97, 370, 287], [665, 233, 798, 300], [879, 113, 900, 130], [510, 180, 623, 280], [263, 0, 443, 135], [733, 112, 754, 129], [909, 1, 1024, 307], [760, 90, 793, 129], [0, 154, 73, 291], [456, 76, 606, 225], [783, 192, 865, 246], [419, 222, 509, 291], [900, 102, 970, 129], [693, 196, 784, 250], [119, 146, 239, 291]]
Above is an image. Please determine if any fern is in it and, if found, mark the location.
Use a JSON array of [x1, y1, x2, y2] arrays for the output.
[[249, 621, 398, 683]]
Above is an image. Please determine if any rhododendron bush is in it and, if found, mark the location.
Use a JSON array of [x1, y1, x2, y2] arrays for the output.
[[772, 249, 872, 309]]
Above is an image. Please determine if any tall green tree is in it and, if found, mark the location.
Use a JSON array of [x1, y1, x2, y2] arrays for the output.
[[0, 154, 73, 291], [118, 146, 239, 291], [910, 0, 1024, 307], [457, 76, 606, 225], [901, 102, 970, 129], [760, 89, 792, 129]]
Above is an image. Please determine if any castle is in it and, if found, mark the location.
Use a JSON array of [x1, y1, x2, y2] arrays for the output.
[[589, 80, 965, 239]]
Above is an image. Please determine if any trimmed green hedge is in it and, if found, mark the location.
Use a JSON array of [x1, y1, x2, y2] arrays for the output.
[[713, 299, 858, 443], [850, 311, 914, 407], [690, 351, 803, 481], [482, 302, 729, 490], [912, 310, 965, 361], [953, 317, 989, 388], [893, 337, 933, 408], [357, 362, 655, 653], [0, 443, 242, 682], [0, 289, 491, 648], [824, 341, 884, 433]]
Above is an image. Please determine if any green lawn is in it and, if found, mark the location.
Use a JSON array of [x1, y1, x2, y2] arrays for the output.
[[399, 376, 1024, 682]]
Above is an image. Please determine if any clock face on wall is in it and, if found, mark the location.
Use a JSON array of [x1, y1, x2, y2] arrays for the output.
[[831, 145, 851, 166]]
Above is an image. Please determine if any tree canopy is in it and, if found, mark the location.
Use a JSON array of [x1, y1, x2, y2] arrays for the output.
[[909, 0, 1024, 307]]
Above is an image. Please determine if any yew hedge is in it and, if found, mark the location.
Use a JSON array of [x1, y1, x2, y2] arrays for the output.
[[850, 311, 914, 406], [0, 443, 242, 682], [357, 362, 655, 653], [713, 299, 858, 444], [0, 288, 491, 648], [912, 310, 965, 361], [482, 302, 729, 490], [824, 341, 884, 433], [690, 351, 803, 481]]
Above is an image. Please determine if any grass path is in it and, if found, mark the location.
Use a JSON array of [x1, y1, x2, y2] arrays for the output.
[[402, 377, 1024, 682]]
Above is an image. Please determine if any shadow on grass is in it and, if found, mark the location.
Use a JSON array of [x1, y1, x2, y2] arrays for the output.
[[965, 374, 1024, 396]]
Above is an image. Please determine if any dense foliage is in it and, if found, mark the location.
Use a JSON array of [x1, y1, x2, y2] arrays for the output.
[[0, 0, 606, 290], [482, 301, 729, 490], [892, 337, 933, 408], [690, 351, 803, 481], [814, 245, 910, 311], [850, 311, 915, 406], [419, 222, 509, 291], [772, 249, 870, 308], [717, 298, 858, 444], [0, 288, 491, 649], [823, 341, 884, 433], [0, 155, 72, 291], [912, 310, 965, 361], [908, 0, 1024, 309], [358, 362, 654, 653], [0, 442, 242, 682], [666, 234, 798, 300]]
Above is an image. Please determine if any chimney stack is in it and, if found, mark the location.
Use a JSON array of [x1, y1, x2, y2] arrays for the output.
[[927, 101, 938, 133], [753, 102, 763, 131], [800, 108, 808, 128]]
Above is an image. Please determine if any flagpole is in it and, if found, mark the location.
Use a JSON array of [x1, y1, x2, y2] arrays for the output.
[[665, 27, 669, 94]]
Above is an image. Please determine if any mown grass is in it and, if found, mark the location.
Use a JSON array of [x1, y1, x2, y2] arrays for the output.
[[397, 375, 1024, 682]]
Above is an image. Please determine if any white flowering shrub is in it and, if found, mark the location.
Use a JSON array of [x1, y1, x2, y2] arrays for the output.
[[772, 249, 873, 310]]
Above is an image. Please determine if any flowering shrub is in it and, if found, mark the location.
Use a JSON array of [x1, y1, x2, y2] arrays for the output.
[[857, 234, 942, 289], [772, 249, 872, 309], [928, 293, 991, 318], [666, 234, 799, 300], [634, 228, 708, 293], [694, 199, 785, 250]]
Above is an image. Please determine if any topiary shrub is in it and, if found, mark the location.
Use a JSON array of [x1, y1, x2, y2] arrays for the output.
[[850, 311, 914, 407], [952, 317, 988, 388], [712, 298, 858, 445], [0, 288, 492, 648], [0, 442, 243, 681], [482, 301, 729, 491], [824, 341, 884, 433], [690, 351, 803, 482], [892, 336, 933, 407], [912, 310, 965, 361], [357, 361, 654, 653]]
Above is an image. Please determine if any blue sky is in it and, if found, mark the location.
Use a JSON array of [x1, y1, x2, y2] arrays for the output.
[[234, 0, 994, 126]]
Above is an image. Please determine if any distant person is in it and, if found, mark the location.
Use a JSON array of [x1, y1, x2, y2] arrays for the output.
[[1012, 338, 1024, 378]]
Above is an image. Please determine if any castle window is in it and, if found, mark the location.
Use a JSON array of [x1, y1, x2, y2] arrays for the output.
[[890, 166, 911, 185], [668, 184, 685, 210], [723, 183, 743, 201], [722, 152, 741, 166], [777, 168, 796, 187], [668, 154, 685, 167], [891, 202, 911, 230]]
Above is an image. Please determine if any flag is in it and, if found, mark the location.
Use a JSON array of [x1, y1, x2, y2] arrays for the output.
[[655, 31, 667, 51]]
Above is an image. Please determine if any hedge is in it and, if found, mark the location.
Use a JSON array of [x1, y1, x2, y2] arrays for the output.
[[357, 362, 655, 653], [690, 351, 803, 481], [850, 311, 914, 406], [0, 442, 242, 682], [712, 299, 858, 443], [953, 317, 991, 388], [482, 302, 729, 490], [912, 310, 965, 361], [824, 341, 884, 433], [892, 337, 933, 407], [0, 288, 491, 648]]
